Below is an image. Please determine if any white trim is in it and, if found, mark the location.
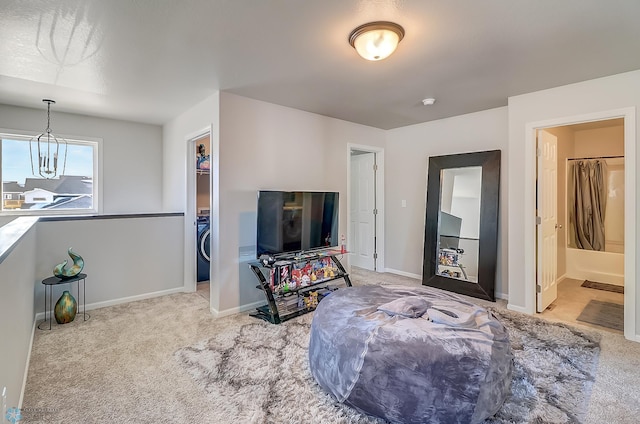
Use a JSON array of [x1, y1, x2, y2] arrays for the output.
[[506, 303, 529, 314], [34, 287, 185, 321], [211, 299, 267, 319], [346, 143, 385, 272], [184, 127, 212, 297], [384, 267, 421, 280], [523, 107, 636, 342], [495, 292, 508, 301], [19, 320, 36, 409]]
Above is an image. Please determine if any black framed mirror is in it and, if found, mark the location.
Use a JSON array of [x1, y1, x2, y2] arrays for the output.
[[422, 150, 500, 301]]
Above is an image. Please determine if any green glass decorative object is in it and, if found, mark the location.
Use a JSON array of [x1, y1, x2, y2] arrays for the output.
[[54, 291, 77, 324], [53, 248, 84, 279]]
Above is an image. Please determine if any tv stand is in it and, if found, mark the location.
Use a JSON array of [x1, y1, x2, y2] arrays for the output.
[[249, 250, 351, 324]]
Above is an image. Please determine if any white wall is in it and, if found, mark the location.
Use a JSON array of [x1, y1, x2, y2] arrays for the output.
[[507, 69, 639, 339], [163, 91, 386, 316], [162, 92, 220, 306], [34, 216, 185, 314], [0, 220, 37, 410], [385, 107, 509, 297], [0, 104, 163, 214], [216, 92, 385, 315], [162, 94, 219, 212]]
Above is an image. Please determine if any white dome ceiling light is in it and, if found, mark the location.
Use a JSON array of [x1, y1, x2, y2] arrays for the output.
[[348, 21, 405, 61]]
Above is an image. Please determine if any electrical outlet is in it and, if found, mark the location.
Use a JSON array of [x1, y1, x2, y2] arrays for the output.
[[2, 386, 7, 424]]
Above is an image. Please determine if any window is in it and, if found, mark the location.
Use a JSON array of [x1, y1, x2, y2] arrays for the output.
[[1, 132, 98, 213]]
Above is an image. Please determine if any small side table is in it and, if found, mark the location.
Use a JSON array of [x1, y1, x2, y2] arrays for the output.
[[38, 273, 90, 330]]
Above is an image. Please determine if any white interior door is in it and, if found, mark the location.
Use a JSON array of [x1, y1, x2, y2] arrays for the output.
[[350, 152, 376, 270], [537, 129, 558, 312]]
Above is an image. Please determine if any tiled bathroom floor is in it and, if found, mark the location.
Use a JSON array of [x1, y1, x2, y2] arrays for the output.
[[540, 277, 624, 334]]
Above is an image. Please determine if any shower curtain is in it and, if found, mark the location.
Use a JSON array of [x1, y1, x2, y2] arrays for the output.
[[568, 160, 607, 251]]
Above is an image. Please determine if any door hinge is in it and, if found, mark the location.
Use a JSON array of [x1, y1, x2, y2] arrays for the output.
[[373, 209, 378, 215], [373, 164, 378, 171], [536, 285, 541, 293], [536, 148, 542, 157], [373, 252, 378, 260], [536, 216, 542, 225]]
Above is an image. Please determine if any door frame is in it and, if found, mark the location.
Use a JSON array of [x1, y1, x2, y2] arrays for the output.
[[525, 107, 636, 341], [185, 126, 212, 295], [536, 130, 558, 312], [346, 143, 385, 272]]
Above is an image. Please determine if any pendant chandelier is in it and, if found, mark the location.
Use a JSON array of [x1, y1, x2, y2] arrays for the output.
[[30, 99, 68, 179]]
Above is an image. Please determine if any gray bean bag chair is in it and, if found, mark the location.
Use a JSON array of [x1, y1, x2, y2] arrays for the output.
[[309, 284, 512, 424]]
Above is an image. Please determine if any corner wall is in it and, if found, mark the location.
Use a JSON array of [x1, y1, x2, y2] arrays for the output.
[[162, 92, 220, 304], [216, 92, 386, 314], [385, 107, 509, 297], [507, 69, 639, 340], [0, 223, 36, 410], [34, 216, 185, 314]]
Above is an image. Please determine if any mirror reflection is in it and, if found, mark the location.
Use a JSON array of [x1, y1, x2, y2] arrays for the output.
[[437, 166, 482, 282]]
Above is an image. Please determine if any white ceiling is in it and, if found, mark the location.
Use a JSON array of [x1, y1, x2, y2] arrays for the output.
[[1, 0, 640, 130]]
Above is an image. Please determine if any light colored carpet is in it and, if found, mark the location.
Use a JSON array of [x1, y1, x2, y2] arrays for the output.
[[21, 268, 640, 423]]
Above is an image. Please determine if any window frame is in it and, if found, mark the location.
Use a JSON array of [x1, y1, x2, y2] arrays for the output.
[[0, 129, 102, 216]]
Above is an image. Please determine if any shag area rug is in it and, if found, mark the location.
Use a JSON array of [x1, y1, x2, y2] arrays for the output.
[[175, 308, 601, 424], [576, 300, 624, 332]]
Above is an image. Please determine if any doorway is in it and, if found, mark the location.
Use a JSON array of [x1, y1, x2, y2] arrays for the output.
[[535, 117, 628, 334], [191, 132, 212, 301], [347, 144, 385, 273]]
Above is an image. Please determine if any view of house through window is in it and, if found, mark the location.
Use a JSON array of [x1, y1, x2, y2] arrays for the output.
[[1, 134, 96, 212]]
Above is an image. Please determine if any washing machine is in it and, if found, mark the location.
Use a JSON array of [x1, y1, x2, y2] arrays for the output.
[[197, 216, 210, 282]]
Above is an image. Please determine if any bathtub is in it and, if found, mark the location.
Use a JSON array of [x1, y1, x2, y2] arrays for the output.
[[565, 247, 624, 286]]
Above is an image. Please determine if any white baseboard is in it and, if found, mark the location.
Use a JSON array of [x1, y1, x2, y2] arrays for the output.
[[34, 286, 186, 321], [19, 320, 36, 409], [506, 303, 530, 314], [495, 292, 508, 301], [384, 268, 421, 280], [211, 299, 267, 319]]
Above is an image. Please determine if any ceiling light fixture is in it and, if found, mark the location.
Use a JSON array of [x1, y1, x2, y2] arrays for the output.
[[30, 99, 68, 179], [349, 21, 405, 61], [422, 98, 436, 106]]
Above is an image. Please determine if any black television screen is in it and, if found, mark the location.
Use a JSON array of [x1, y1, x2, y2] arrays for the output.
[[256, 191, 339, 258], [439, 211, 462, 250]]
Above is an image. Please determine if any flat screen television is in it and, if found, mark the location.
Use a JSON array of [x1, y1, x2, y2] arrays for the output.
[[439, 211, 462, 250], [256, 190, 339, 258]]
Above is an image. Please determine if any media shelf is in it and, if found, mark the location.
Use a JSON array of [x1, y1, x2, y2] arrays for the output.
[[249, 251, 351, 324]]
